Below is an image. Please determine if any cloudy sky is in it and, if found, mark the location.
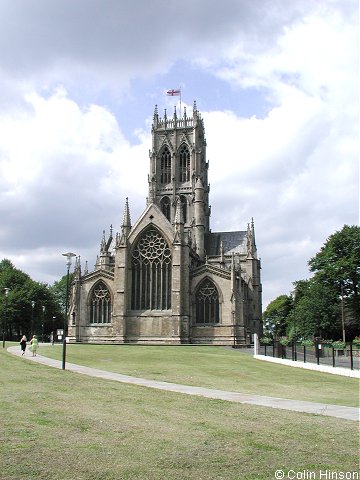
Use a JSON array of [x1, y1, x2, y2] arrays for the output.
[[0, 0, 358, 308]]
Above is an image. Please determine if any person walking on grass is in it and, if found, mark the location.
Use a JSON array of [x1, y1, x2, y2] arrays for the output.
[[30, 335, 39, 356], [20, 335, 27, 356]]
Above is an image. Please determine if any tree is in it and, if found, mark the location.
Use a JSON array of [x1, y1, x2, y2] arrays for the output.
[[308, 225, 360, 337], [293, 279, 341, 340], [0, 259, 63, 341], [48, 273, 74, 315], [262, 295, 293, 339]]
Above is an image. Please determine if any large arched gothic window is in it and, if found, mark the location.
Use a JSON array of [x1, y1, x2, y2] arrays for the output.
[[90, 281, 112, 324], [160, 196, 171, 221], [179, 144, 190, 182], [160, 146, 171, 184], [195, 278, 219, 324], [131, 229, 172, 310]]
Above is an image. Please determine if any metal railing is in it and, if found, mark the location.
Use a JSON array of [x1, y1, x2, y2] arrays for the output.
[[259, 342, 359, 370]]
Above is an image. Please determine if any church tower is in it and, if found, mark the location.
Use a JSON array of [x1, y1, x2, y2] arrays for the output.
[[148, 102, 210, 258]]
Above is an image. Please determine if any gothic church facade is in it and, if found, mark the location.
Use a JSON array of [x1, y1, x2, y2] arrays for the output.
[[68, 102, 262, 345]]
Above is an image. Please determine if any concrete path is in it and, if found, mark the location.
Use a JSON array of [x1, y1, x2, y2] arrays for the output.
[[8, 346, 359, 422]]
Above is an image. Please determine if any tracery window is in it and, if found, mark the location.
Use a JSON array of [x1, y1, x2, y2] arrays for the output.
[[195, 278, 219, 324], [90, 281, 112, 324], [179, 144, 190, 182], [160, 146, 171, 184], [160, 196, 171, 221], [131, 228, 172, 310]]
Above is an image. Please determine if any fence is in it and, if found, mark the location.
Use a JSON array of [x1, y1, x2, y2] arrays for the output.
[[259, 342, 359, 371]]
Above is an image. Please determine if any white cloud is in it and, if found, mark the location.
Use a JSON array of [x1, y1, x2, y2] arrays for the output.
[[0, 88, 149, 249], [200, 4, 358, 305]]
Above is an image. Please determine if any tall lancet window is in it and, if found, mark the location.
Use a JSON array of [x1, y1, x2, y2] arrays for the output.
[[160, 196, 171, 221], [160, 146, 171, 184], [195, 278, 219, 324], [90, 281, 112, 324], [179, 144, 190, 182], [180, 195, 187, 224], [131, 228, 172, 310]]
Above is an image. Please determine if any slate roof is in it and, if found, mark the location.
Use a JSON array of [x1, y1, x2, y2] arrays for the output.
[[205, 231, 247, 256]]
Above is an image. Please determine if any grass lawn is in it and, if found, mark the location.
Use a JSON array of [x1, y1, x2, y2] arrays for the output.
[[37, 343, 359, 407], [1, 346, 359, 480]]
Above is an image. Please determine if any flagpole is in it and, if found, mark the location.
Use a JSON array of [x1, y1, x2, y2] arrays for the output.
[[165, 89, 182, 115]]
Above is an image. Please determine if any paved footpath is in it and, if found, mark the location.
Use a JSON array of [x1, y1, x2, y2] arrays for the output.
[[8, 346, 359, 422]]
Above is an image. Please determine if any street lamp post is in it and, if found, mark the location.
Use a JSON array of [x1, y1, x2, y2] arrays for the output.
[[52, 316, 56, 345], [31, 300, 35, 337], [2, 288, 9, 348], [341, 284, 346, 343], [62, 252, 76, 370], [293, 289, 297, 361], [42, 305, 46, 343]]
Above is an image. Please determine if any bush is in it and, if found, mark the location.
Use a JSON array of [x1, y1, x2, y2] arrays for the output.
[[260, 337, 271, 345], [301, 339, 314, 347], [332, 340, 346, 350]]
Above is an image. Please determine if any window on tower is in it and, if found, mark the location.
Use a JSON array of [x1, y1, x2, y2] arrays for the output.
[[160, 146, 171, 184], [180, 195, 187, 224], [160, 196, 171, 221], [179, 144, 190, 182]]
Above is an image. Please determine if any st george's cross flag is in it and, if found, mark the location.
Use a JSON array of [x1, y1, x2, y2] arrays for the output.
[[166, 89, 181, 96]]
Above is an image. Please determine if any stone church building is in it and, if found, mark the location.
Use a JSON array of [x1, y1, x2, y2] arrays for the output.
[[68, 102, 262, 345]]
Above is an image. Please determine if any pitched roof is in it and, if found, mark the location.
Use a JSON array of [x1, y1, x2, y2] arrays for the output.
[[205, 231, 247, 256]]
